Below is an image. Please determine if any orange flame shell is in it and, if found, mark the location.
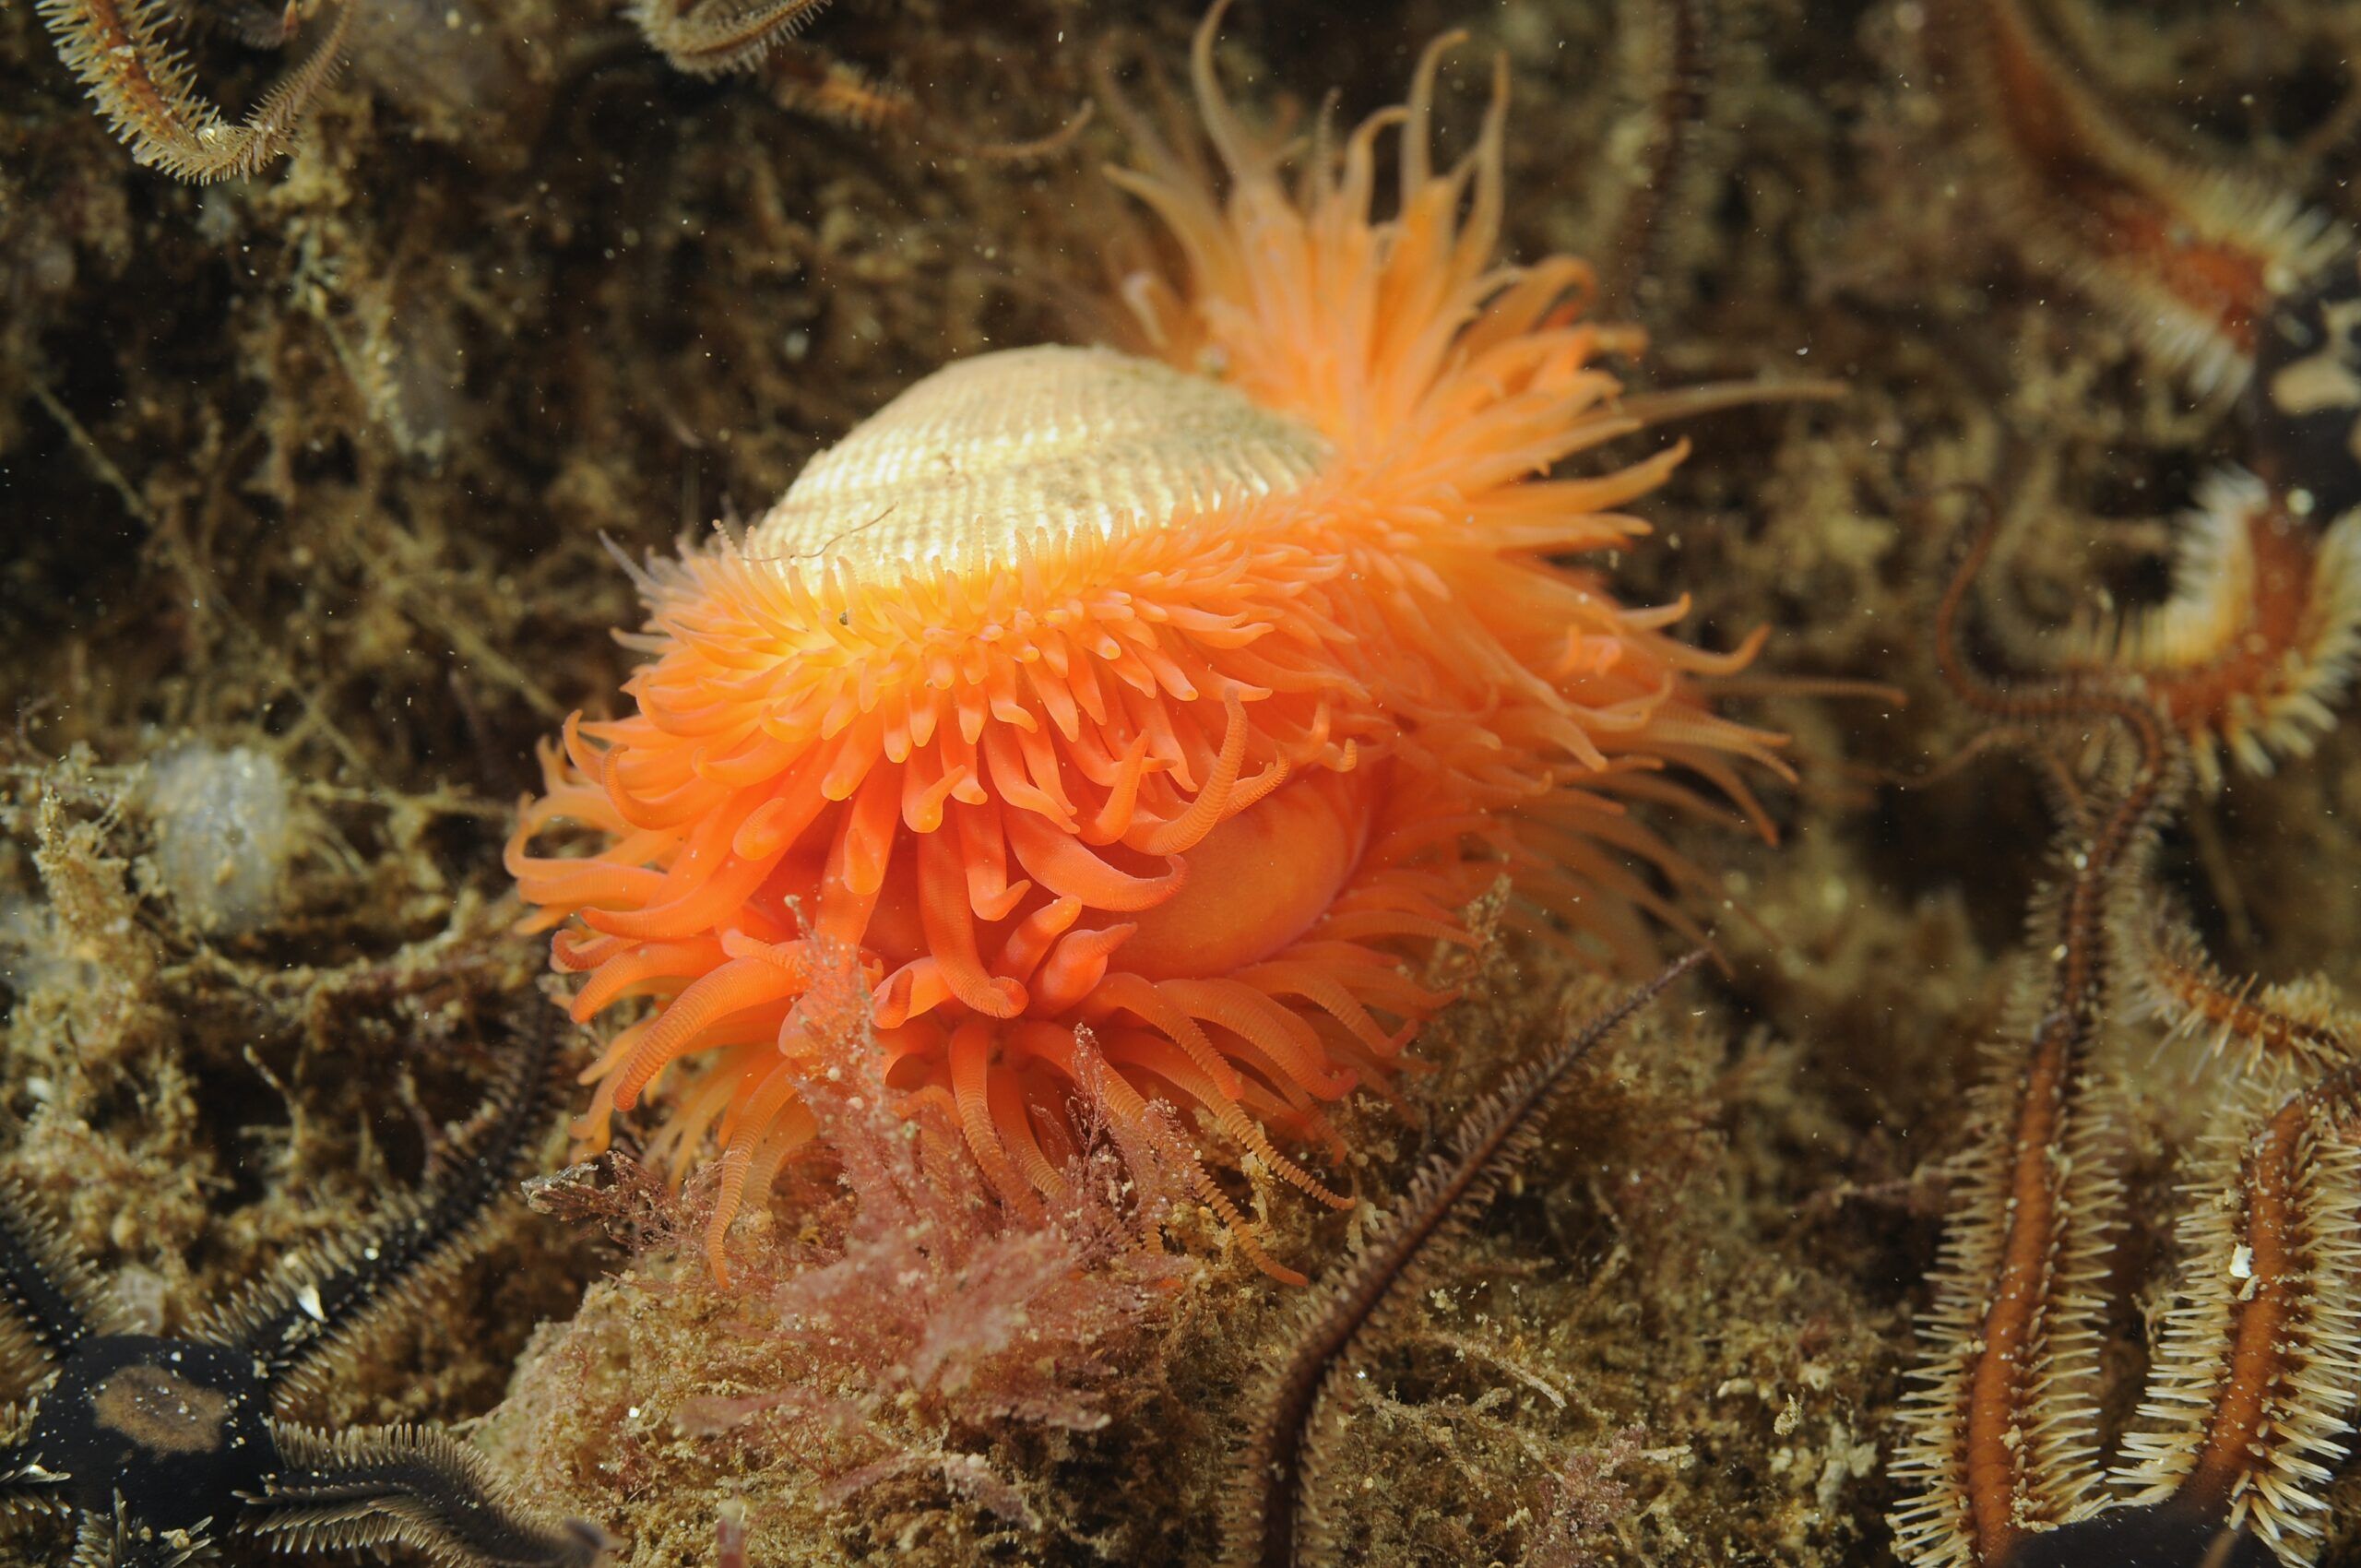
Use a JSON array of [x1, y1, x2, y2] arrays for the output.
[[508, 13, 1785, 1284]]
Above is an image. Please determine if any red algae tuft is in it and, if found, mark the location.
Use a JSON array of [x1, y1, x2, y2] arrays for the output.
[[507, 4, 1784, 1285]]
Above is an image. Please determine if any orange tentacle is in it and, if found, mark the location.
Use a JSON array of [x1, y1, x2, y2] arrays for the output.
[[951, 1019, 1047, 1219], [917, 826, 1028, 1017], [611, 956, 801, 1110], [1006, 802, 1188, 911]]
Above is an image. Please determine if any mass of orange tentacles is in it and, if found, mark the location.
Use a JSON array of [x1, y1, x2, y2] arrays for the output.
[[507, 8, 1785, 1285]]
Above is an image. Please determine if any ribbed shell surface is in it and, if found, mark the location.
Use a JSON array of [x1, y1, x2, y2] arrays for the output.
[[749, 343, 1331, 583]]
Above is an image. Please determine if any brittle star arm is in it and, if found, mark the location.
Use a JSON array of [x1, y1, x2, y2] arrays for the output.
[[1969, 1055, 2361, 1568], [0, 1406, 63, 1526], [0, 1179, 118, 1520], [58, 1498, 228, 1568], [1890, 505, 2183, 1568], [1917, 0, 2361, 791], [0, 1175, 120, 1366], [64, 1508, 128, 1568], [36, 0, 357, 184], [1885, 940, 2134, 1568], [243, 1422, 613, 1568], [629, 0, 832, 75], [190, 1018, 561, 1395], [2085, 949, 2361, 1565], [1222, 953, 1703, 1568]]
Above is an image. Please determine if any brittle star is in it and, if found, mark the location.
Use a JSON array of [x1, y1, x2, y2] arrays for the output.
[[0, 1015, 614, 1568], [1888, 504, 2361, 1568]]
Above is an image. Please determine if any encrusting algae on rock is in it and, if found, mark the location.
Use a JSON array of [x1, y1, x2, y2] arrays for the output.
[[506, 1, 1787, 1286]]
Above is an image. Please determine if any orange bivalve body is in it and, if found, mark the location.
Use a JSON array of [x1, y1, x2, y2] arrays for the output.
[[509, 8, 1784, 1284]]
